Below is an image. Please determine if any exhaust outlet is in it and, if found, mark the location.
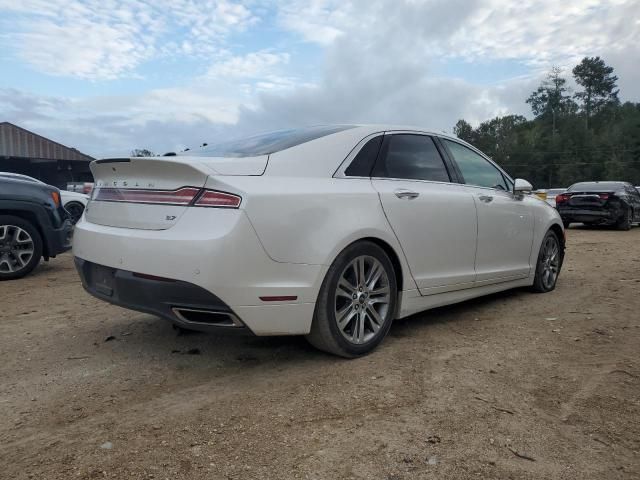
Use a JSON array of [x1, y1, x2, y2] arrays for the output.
[[171, 308, 243, 327]]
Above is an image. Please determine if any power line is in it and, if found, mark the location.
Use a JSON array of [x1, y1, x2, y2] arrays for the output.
[[505, 160, 640, 167]]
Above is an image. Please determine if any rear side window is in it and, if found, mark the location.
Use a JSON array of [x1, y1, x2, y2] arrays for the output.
[[443, 140, 508, 190], [345, 136, 383, 177], [373, 134, 450, 182]]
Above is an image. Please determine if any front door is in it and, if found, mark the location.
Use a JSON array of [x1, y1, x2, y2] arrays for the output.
[[371, 133, 478, 294], [441, 139, 534, 283]]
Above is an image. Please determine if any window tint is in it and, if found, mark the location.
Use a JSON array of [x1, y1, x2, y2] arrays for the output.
[[444, 140, 508, 190], [372, 134, 450, 182], [183, 125, 355, 158], [345, 136, 383, 177]]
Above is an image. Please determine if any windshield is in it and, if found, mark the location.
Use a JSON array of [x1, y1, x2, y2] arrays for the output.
[[183, 125, 355, 158], [568, 182, 623, 192]]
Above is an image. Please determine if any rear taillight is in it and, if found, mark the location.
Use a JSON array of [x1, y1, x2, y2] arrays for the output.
[[555, 193, 569, 205], [193, 190, 242, 208], [598, 193, 609, 200], [93, 186, 241, 208], [94, 187, 200, 205], [51, 191, 61, 207]]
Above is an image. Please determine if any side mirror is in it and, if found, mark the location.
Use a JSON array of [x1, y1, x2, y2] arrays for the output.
[[513, 178, 533, 194]]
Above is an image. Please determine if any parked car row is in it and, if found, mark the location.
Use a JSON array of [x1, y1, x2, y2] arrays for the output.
[[5, 125, 638, 357]]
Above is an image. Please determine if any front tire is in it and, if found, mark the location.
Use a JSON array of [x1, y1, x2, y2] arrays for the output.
[[531, 230, 562, 293], [306, 241, 398, 358], [0, 215, 43, 280]]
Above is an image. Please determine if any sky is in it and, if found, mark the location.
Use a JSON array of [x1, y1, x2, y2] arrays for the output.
[[0, 0, 638, 158]]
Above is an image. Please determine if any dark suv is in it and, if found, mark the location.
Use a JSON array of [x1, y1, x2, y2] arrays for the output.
[[0, 177, 73, 279]]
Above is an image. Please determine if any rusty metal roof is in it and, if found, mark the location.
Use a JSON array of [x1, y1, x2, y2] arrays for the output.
[[0, 122, 94, 162]]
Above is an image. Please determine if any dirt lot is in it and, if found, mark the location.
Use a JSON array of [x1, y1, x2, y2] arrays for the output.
[[1, 227, 639, 479]]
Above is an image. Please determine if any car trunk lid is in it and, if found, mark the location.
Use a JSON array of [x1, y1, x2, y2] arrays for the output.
[[86, 156, 264, 230], [565, 190, 614, 208]]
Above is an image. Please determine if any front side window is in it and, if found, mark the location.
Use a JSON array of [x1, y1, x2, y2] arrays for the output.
[[372, 134, 450, 182], [443, 140, 508, 190]]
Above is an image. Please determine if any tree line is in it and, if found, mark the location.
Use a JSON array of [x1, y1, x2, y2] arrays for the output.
[[454, 57, 640, 188]]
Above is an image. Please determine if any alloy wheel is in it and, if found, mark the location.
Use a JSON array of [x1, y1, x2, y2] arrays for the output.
[[540, 235, 559, 290], [334, 255, 391, 345], [0, 225, 35, 274]]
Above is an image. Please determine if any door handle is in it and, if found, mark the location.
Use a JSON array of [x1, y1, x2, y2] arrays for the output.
[[478, 195, 494, 203], [394, 189, 420, 200]]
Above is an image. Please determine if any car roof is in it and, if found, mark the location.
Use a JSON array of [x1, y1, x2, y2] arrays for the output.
[[569, 181, 627, 190], [349, 124, 462, 141]]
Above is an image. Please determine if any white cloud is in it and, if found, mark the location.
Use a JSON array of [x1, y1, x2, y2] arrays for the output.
[[0, 0, 257, 79], [1, 0, 639, 158], [207, 51, 290, 78], [276, 0, 639, 67]]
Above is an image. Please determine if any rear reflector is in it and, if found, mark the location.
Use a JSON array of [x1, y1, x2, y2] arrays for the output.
[[94, 187, 200, 205], [194, 190, 242, 208], [259, 296, 298, 302]]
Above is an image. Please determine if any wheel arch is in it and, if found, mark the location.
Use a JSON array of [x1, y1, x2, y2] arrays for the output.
[[549, 222, 565, 251], [64, 200, 85, 209], [324, 236, 407, 296], [357, 236, 405, 292]]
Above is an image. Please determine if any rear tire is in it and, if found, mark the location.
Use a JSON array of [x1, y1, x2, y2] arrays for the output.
[[531, 230, 562, 293], [616, 207, 632, 231], [305, 241, 398, 358], [0, 215, 43, 280]]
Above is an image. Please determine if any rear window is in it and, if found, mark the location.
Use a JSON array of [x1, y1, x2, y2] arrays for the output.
[[183, 125, 355, 158], [568, 182, 623, 192]]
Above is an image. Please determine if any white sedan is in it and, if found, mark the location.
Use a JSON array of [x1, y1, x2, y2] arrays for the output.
[[73, 125, 565, 357], [0, 172, 89, 224]]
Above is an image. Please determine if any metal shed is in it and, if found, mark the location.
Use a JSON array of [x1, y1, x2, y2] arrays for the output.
[[0, 122, 94, 188]]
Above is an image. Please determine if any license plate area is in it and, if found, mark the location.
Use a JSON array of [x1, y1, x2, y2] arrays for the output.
[[89, 263, 116, 296]]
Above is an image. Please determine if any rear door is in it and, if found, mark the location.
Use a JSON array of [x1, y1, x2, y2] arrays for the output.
[[441, 138, 534, 284], [371, 133, 478, 294]]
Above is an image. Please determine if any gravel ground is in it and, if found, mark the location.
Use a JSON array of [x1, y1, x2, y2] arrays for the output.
[[1, 226, 639, 479]]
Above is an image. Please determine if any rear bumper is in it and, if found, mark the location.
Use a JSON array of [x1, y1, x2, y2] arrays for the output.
[[72, 209, 324, 335], [74, 257, 251, 334], [46, 219, 73, 257], [558, 207, 617, 224]]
